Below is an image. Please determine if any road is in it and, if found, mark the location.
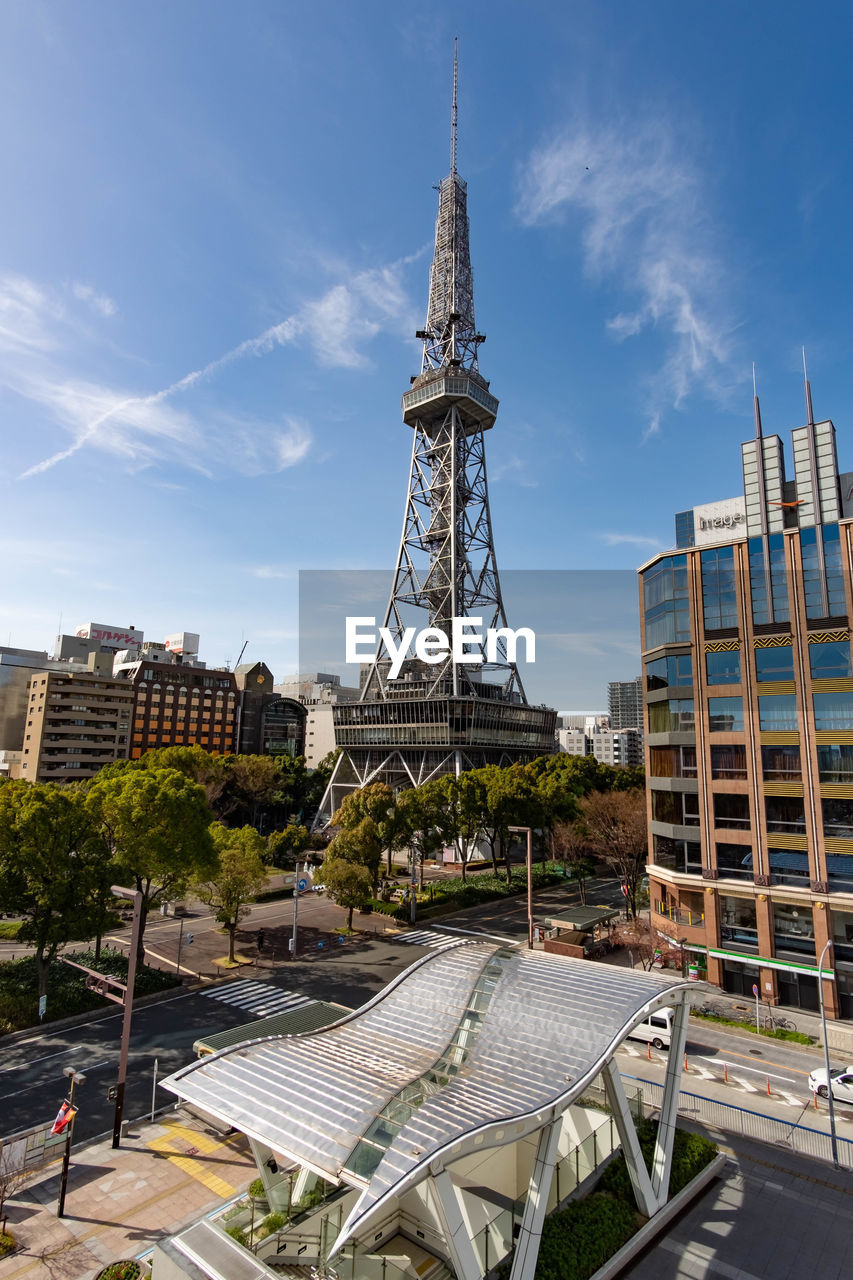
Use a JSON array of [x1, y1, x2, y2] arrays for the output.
[[0, 933, 416, 1145], [3, 872, 849, 1158]]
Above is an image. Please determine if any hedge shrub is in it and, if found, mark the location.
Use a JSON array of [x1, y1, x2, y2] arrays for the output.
[[0, 948, 178, 1034]]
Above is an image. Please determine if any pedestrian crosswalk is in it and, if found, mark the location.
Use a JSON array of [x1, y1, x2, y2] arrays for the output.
[[393, 929, 459, 952], [202, 979, 316, 1018]]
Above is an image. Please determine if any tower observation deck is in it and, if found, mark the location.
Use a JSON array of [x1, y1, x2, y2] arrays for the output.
[[318, 51, 555, 821]]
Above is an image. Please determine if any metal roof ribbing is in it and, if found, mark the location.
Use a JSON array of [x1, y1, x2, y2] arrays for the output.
[[162, 943, 493, 1178], [355, 952, 687, 1213]]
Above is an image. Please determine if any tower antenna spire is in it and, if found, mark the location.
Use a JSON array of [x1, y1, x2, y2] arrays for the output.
[[450, 37, 458, 177], [753, 362, 763, 438], [803, 345, 815, 425]]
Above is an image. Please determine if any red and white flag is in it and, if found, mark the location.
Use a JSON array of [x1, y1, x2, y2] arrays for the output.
[[50, 1101, 77, 1135]]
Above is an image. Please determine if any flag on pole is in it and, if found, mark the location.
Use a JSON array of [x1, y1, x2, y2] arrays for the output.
[[50, 1101, 77, 1135]]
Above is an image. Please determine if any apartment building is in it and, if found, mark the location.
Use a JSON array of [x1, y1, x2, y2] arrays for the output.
[[13, 655, 133, 782]]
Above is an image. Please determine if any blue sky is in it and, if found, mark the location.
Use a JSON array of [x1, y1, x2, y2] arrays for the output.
[[2, 2, 853, 708]]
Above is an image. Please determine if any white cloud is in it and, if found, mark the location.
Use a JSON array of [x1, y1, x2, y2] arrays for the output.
[[490, 454, 538, 487], [0, 275, 62, 354], [599, 531, 666, 549], [11, 250, 417, 479], [517, 120, 736, 438], [250, 565, 295, 580], [72, 281, 117, 318]]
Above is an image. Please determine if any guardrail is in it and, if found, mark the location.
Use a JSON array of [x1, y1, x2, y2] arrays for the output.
[[626, 1073, 853, 1171]]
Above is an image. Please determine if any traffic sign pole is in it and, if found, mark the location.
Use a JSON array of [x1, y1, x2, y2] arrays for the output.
[[291, 864, 300, 960], [753, 983, 760, 1034]]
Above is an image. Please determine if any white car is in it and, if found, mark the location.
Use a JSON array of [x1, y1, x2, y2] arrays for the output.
[[808, 1065, 853, 1103], [312, 883, 326, 894]]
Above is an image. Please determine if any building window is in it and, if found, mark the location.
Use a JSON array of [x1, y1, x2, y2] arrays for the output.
[[651, 790, 700, 827], [748, 533, 789, 625], [773, 902, 815, 958], [648, 699, 695, 733], [831, 909, 853, 964], [645, 654, 692, 689], [813, 691, 853, 731], [801, 524, 847, 619], [708, 697, 744, 732], [754, 644, 794, 682], [651, 835, 701, 873], [705, 650, 741, 685], [713, 793, 751, 830], [809, 639, 853, 680], [720, 895, 759, 953], [765, 795, 806, 834], [649, 746, 697, 778], [761, 745, 801, 781], [768, 849, 810, 886], [716, 844, 753, 880], [817, 744, 853, 783], [823, 799, 853, 840], [701, 545, 738, 631], [711, 744, 747, 779], [827, 855, 853, 893], [757, 694, 798, 732], [642, 556, 690, 648]]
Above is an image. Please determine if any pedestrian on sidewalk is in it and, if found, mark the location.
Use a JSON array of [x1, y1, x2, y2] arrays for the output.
[[257, 929, 265, 953]]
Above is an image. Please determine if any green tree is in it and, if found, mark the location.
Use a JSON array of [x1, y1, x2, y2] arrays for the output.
[[95, 745, 230, 810], [424, 773, 483, 882], [195, 824, 267, 963], [396, 785, 445, 884], [86, 767, 216, 965], [218, 755, 285, 827], [266, 823, 310, 867], [321, 856, 373, 929], [576, 789, 648, 919], [331, 783, 408, 877], [476, 764, 542, 883], [0, 782, 109, 1003], [324, 817, 383, 888]]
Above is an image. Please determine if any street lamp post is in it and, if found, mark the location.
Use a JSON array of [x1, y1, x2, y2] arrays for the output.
[[817, 938, 839, 1169], [57, 1067, 86, 1218], [509, 826, 534, 950], [111, 884, 143, 1149]]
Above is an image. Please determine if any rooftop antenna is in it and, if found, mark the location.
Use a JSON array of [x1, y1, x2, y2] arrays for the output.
[[752, 362, 763, 438], [803, 345, 815, 425], [450, 36, 458, 177]]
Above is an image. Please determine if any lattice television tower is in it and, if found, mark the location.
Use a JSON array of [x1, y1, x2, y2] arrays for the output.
[[319, 47, 555, 821]]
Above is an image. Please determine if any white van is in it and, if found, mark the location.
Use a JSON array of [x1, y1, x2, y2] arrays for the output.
[[627, 1007, 674, 1050]]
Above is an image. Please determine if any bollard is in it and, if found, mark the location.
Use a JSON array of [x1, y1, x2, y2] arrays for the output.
[[814, 1091, 819, 1111], [647, 1042, 651, 1060], [724, 1063, 728, 1083], [684, 1052, 688, 1072], [767, 1076, 771, 1097]]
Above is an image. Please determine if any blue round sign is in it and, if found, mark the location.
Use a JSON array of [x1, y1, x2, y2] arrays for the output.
[[752, 984, 759, 997], [298, 878, 308, 891]]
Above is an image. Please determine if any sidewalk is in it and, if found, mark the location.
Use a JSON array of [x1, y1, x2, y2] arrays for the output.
[[1, 1110, 254, 1280]]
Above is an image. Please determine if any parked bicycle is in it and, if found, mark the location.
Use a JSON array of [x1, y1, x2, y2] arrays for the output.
[[763, 1012, 797, 1031]]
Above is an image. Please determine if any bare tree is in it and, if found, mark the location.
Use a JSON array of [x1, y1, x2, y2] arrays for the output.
[[577, 790, 647, 919], [0, 1143, 28, 1234], [552, 820, 596, 905]]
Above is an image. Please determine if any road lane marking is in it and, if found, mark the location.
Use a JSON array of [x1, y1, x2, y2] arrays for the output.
[[697, 1056, 797, 1084]]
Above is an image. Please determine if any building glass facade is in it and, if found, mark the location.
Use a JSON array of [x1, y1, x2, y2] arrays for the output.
[[641, 408, 853, 1018]]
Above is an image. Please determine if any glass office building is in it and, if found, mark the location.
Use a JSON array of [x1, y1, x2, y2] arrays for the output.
[[641, 396, 853, 1018]]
